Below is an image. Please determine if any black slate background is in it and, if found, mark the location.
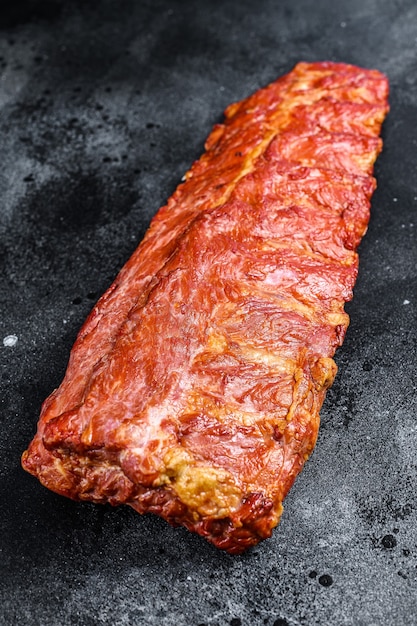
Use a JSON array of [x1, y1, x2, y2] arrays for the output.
[[1, 1, 417, 625]]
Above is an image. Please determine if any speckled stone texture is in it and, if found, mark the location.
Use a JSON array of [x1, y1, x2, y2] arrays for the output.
[[1, 1, 416, 625]]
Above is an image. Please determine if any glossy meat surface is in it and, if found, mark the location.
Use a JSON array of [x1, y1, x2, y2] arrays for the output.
[[22, 62, 389, 553]]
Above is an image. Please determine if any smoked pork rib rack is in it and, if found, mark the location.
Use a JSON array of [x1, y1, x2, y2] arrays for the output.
[[22, 62, 389, 553]]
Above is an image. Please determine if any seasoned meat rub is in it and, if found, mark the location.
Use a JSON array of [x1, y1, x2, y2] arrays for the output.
[[22, 62, 389, 553]]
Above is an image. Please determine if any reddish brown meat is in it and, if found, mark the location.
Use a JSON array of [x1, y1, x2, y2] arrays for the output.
[[22, 62, 389, 553]]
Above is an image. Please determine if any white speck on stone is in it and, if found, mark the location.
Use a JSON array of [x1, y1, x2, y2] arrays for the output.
[[187, 576, 192, 581], [393, 197, 398, 202], [403, 300, 410, 305], [3, 334, 18, 347], [340, 21, 347, 28], [63, 319, 68, 324]]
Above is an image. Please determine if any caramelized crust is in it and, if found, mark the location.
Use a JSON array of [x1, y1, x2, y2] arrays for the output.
[[22, 62, 389, 553]]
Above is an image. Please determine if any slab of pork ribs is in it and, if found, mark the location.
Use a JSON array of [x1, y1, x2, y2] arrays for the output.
[[22, 62, 389, 553]]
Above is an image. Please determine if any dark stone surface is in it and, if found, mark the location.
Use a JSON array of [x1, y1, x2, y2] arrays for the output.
[[1, 1, 416, 624]]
